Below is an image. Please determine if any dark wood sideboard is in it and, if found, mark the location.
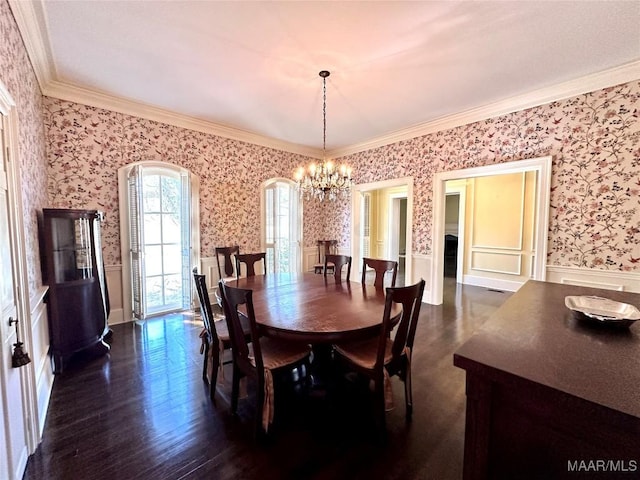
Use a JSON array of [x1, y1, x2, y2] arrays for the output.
[[454, 280, 640, 479]]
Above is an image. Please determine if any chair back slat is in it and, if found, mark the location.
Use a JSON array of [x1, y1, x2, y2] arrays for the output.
[[324, 254, 352, 281], [218, 280, 264, 374], [235, 252, 267, 278], [361, 257, 398, 288], [317, 240, 337, 263], [215, 245, 239, 278], [376, 279, 425, 368]]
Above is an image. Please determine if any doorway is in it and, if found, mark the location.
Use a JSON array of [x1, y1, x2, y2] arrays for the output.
[[389, 195, 408, 282], [443, 193, 460, 279], [429, 156, 552, 305], [351, 177, 413, 284], [118, 162, 200, 322], [261, 178, 301, 273]]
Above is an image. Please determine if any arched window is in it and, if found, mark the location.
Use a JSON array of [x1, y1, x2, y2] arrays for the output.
[[261, 179, 302, 273], [118, 162, 199, 320]]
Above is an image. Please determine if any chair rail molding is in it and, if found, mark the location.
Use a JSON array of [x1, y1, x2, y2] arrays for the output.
[[545, 265, 640, 293]]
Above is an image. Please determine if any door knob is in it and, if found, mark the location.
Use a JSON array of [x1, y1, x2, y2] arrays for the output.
[[8, 317, 18, 327]]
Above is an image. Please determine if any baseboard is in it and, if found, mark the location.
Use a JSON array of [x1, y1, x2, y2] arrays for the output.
[[107, 308, 125, 325], [545, 265, 640, 293], [462, 274, 524, 292]]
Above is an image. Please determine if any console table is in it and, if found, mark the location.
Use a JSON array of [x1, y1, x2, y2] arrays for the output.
[[454, 280, 640, 479]]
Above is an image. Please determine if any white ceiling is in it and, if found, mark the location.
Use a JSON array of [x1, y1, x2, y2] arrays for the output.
[[11, 1, 640, 156]]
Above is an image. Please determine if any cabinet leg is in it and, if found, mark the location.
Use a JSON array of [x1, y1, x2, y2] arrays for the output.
[[52, 353, 65, 374]]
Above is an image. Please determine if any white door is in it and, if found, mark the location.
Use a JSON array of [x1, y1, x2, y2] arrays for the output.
[[0, 115, 29, 479], [263, 180, 300, 273]]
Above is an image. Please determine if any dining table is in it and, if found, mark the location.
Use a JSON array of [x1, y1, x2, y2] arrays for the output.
[[227, 272, 397, 344]]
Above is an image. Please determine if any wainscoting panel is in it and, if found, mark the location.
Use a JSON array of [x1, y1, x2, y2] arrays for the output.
[[29, 287, 52, 438], [470, 251, 522, 275], [546, 266, 640, 293], [105, 265, 124, 325], [199, 257, 220, 295], [412, 253, 431, 303]]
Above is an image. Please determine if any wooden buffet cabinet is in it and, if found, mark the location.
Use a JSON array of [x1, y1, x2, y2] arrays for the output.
[[39, 208, 110, 373], [454, 281, 640, 479]]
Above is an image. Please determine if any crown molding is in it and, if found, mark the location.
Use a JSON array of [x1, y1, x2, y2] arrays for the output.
[[9, 0, 321, 158], [8, 0, 55, 88], [43, 80, 322, 158], [11, 0, 640, 160], [329, 60, 640, 158]]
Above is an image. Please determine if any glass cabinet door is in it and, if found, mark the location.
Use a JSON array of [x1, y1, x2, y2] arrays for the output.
[[49, 216, 94, 283]]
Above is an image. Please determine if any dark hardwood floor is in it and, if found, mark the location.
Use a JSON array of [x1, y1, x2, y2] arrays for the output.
[[23, 279, 511, 480]]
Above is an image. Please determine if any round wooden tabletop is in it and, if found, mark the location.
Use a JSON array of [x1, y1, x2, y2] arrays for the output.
[[229, 273, 392, 343]]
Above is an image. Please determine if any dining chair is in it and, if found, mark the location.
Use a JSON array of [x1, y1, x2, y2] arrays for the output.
[[361, 257, 398, 288], [314, 240, 338, 274], [235, 252, 266, 278], [333, 279, 426, 434], [215, 245, 240, 281], [324, 254, 352, 282], [193, 269, 251, 401], [218, 280, 312, 437]]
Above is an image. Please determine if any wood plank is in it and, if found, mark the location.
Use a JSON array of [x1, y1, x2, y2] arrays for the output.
[[24, 279, 510, 479]]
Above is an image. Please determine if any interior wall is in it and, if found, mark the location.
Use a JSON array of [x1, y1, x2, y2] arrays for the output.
[[0, 0, 49, 298], [332, 80, 640, 275], [39, 77, 640, 279], [42, 97, 319, 266]]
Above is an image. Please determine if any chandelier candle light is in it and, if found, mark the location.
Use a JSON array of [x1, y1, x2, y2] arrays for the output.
[[295, 70, 352, 201]]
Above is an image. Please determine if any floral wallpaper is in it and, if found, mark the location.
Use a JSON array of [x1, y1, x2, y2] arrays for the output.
[[42, 98, 319, 265], [334, 81, 640, 271], [42, 79, 639, 273], [1, 0, 49, 298]]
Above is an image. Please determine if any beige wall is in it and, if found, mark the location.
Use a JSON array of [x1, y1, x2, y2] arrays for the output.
[[463, 171, 536, 288], [365, 185, 408, 261]]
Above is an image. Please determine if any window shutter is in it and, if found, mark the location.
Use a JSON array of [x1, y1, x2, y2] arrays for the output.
[[180, 171, 191, 309], [128, 164, 145, 320], [362, 193, 371, 258]]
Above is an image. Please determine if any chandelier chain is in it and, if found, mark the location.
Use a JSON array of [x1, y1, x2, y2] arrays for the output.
[[322, 74, 327, 157]]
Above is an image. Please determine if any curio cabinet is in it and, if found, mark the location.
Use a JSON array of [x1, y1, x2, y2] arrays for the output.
[[39, 208, 110, 373]]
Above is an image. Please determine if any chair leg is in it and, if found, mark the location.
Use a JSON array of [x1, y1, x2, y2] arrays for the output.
[[255, 379, 265, 439], [404, 366, 413, 420], [231, 365, 241, 415], [202, 341, 210, 382], [210, 344, 221, 402], [374, 379, 387, 436]]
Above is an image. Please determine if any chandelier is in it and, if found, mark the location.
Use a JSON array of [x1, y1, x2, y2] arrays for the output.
[[294, 70, 352, 201]]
